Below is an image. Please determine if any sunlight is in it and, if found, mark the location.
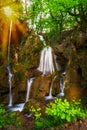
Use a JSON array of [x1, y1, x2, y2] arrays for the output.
[[16, 20, 26, 34], [0, 2, 27, 54], [4, 7, 12, 17], [2, 24, 9, 53]]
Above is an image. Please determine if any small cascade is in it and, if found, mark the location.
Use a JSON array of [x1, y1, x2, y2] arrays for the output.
[[8, 77, 35, 112], [45, 75, 57, 100], [7, 65, 13, 107], [38, 46, 56, 74], [8, 103, 25, 112], [39, 35, 46, 46], [25, 78, 35, 102], [38, 35, 60, 75], [7, 20, 13, 107], [57, 72, 66, 97], [8, 20, 12, 63]]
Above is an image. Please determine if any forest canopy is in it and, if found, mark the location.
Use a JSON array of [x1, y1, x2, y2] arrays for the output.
[[0, 0, 87, 42], [26, 0, 87, 35]]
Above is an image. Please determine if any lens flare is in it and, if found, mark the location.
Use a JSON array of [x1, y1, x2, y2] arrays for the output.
[[4, 7, 12, 17], [0, 2, 27, 54]]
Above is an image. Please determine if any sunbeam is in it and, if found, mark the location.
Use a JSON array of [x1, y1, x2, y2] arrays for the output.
[[0, 1, 27, 54]]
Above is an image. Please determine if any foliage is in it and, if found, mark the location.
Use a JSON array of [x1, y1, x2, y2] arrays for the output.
[[0, 104, 22, 129], [1, 0, 87, 40], [30, 105, 52, 130], [46, 99, 86, 124], [30, 105, 41, 120], [30, 98, 87, 129], [26, 0, 87, 37]]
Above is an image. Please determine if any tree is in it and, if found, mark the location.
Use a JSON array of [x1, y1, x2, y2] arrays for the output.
[[27, 0, 87, 37]]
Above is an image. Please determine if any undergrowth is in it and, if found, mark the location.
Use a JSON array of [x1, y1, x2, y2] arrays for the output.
[[30, 98, 87, 130], [0, 104, 22, 129]]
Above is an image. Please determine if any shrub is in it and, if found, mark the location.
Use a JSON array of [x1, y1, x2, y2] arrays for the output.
[[46, 99, 86, 125], [30, 98, 87, 129], [30, 105, 52, 130], [0, 105, 22, 129]]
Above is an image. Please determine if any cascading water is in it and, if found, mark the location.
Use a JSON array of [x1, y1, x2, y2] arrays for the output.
[[7, 20, 13, 107], [38, 46, 56, 74], [38, 35, 60, 74], [38, 35, 62, 99], [45, 75, 57, 100], [39, 35, 46, 46], [38, 35, 53, 74], [57, 72, 66, 97], [25, 78, 34, 102], [7, 65, 13, 107], [8, 20, 12, 63], [8, 77, 35, 112], [7, 21, 25, 111], [8, 103, 25, 112]]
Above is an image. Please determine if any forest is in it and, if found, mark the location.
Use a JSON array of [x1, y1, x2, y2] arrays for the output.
[[0, 0, 87, 129]]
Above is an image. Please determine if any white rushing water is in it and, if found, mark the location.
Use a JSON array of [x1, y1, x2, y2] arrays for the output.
[[25, 78, 34, 102], [38, 35, 55, 74], [8, 20, 12, 63], [8, 77, 35, 112], [57, 72, 65, 97], [7, 20, 13, 107], [45, 75, 57, 100], [38, 46, 55, 74], [38, 35, 60, 74], [7, 65, 13, 107], [39, 35, 46, 46], [8, 103, 25, 112]]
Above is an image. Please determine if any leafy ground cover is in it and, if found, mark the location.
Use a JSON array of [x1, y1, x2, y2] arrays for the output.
[[1, 98, 87, 130]]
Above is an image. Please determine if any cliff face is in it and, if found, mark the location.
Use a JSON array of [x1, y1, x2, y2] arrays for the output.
[[0, 31, 87, 106], [64, 33, 87, 101], [65, 49, 83, 101]]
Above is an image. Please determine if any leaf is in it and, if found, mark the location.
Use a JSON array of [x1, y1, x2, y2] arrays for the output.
[[61, 113, 65, 119], [66, 115, 71, 122]]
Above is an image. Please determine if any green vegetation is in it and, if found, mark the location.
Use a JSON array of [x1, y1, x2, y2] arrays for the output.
[[30, 105, 42, 120], [0, 0, 87, 47], [30, 99, 87, 129], [27, 0, 87, 37], [46, 99, 86, 123], [0, 105, 22, 129], [1, 0, 86, 40]]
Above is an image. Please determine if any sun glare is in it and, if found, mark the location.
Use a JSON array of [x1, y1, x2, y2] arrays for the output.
[[0, 2, 27, 54], [4, 7, 12, 17]]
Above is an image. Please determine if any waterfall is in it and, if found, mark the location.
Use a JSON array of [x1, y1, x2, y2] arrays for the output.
[[45, 75, 57, 100], [7, 20, 13, 107], [57, 72, 65, 97], [38, 35, 54, 74], [39, 35, 46, 46], [9, 77, 35, 112], [7, 65, 13, 107], [8, 77, 34, 112], [25, 78, 34, 102], [8, 20, 12, 63], [38, 46, 56, 74], [38, 35, 60, 74]]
